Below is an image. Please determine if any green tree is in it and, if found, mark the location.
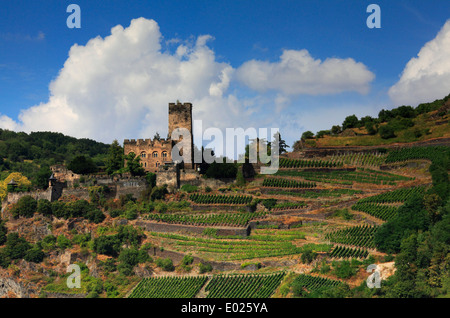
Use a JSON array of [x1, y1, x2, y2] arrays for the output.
[[4, 233, 31, 259], [68, 155, 98, 174], [379, 125, 396, 139], [11, 195, 37, 218], [106, 140, 124, 175], [124, 152, 145, 176], [342, 114, 359, 129], [301, 131, 314, 140]]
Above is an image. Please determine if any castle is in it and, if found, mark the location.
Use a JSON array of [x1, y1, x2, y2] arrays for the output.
[[123, 102, 195, 173]]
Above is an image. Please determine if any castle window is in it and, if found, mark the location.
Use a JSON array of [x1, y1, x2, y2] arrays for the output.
[[152, 151, 158, 158], [140, 152, 146, 158], [144, 162, 147, 167], [162, 151, 168, 158], [156, 162, 160, 167]]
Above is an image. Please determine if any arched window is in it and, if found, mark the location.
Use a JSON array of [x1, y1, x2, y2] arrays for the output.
[[144, 162, 147, 167], [152, 151, 158, 158], [156, 162, 160, 167], [162, 151, 168, 158], [140, 152, 146, 158]]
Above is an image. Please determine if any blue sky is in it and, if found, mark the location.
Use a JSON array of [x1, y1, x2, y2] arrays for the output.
[[1, 0, 450, 149]]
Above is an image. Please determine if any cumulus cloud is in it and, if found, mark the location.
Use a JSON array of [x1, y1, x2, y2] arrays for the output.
[[1, 18, 241, 143], [235, 49, 375, 95], [389, 20, 450, 106]]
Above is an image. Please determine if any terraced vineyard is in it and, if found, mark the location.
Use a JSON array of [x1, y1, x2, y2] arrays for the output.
[[128, 276, 208, 298], [262, 177, 316, 188], [143, 211, 268, 227], [145, 230, 322, 261], [357, 186, 426, 204], [275, 168, 412, 185], [330, 152, 387, 167], [279, 158, 340, 168], [329, 245, 369, 259], [385, 145, 450, 164], [325, 225, 377, 249], [189, 194, 253, 205], [205, 273, 286, 298], [267, 188, 362, 198], [351, 202, 399, 221], [293, 274, 347, 294]]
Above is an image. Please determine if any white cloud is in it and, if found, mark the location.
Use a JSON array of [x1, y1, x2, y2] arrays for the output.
[[235, 49, 375, 95], [389, 20, 450, 106], [1, 18, 243, 143]]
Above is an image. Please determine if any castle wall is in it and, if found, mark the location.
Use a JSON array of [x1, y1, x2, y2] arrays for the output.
[[123, 138, 172, 173]]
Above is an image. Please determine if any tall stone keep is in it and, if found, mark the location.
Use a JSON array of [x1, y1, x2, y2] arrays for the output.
[[168, 102, 194, 169]]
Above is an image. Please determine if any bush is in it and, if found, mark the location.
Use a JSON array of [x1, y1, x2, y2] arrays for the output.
[[301, 249, 318, 264], [4, 233, 31, 260], [11, 196, 37, 218], [156, 257, 175, 271], [24, 246, 45, 263], [57, 235, 72, 250], [93, 235, 121, 257], [199, 262, 213, 274], [181, 184, 198, 193], [379, 125, 396, 139], [37, 199, 52, 216], [332, 260, 357, 279]]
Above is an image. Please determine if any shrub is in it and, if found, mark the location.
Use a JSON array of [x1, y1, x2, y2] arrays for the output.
[[93, 235, 121, 257], [4, 233, 31, 259], [11, 196, 37, 218], [181, 184, 198, 193], [57, 235, 72, 250], [379, 125, 396, 139], [37, 199, 52, 216], [24, 246, 45, 263], [156, 258, 175, 271], [199, 262, 213, 274]]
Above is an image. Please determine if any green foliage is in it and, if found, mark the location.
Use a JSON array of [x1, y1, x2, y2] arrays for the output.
[[67, 155, 98, 174], [156, 257, 175, 271], [4, 233, 31, 260], [180, 184, 198, 193], [301, 131, 314, 139], [57, 235, 72, 250], [11, 195, 37, 218], [105, 140, 124, 175], [374, 196, 430, 254], [36, 199, 52, 216], [0, 218, 7, 245], [342, 114, 359, 129], [198, 262, 213, 274], [128, 276, 208, 298], [332, 260, 357, 279], [24, 245, 45, 263], [150, 185, 168, 201], [124, 152, 145, 176], [93, 235, 122, 257], [204, 162, 238, 179], [205, 273, 285, 298], [301, 248, 317, 264], [379, 125, 396, 139], [292, 274, 348, 298]]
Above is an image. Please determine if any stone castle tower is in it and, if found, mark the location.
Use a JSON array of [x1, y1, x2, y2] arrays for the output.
[[123, 102, 194, 173]]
